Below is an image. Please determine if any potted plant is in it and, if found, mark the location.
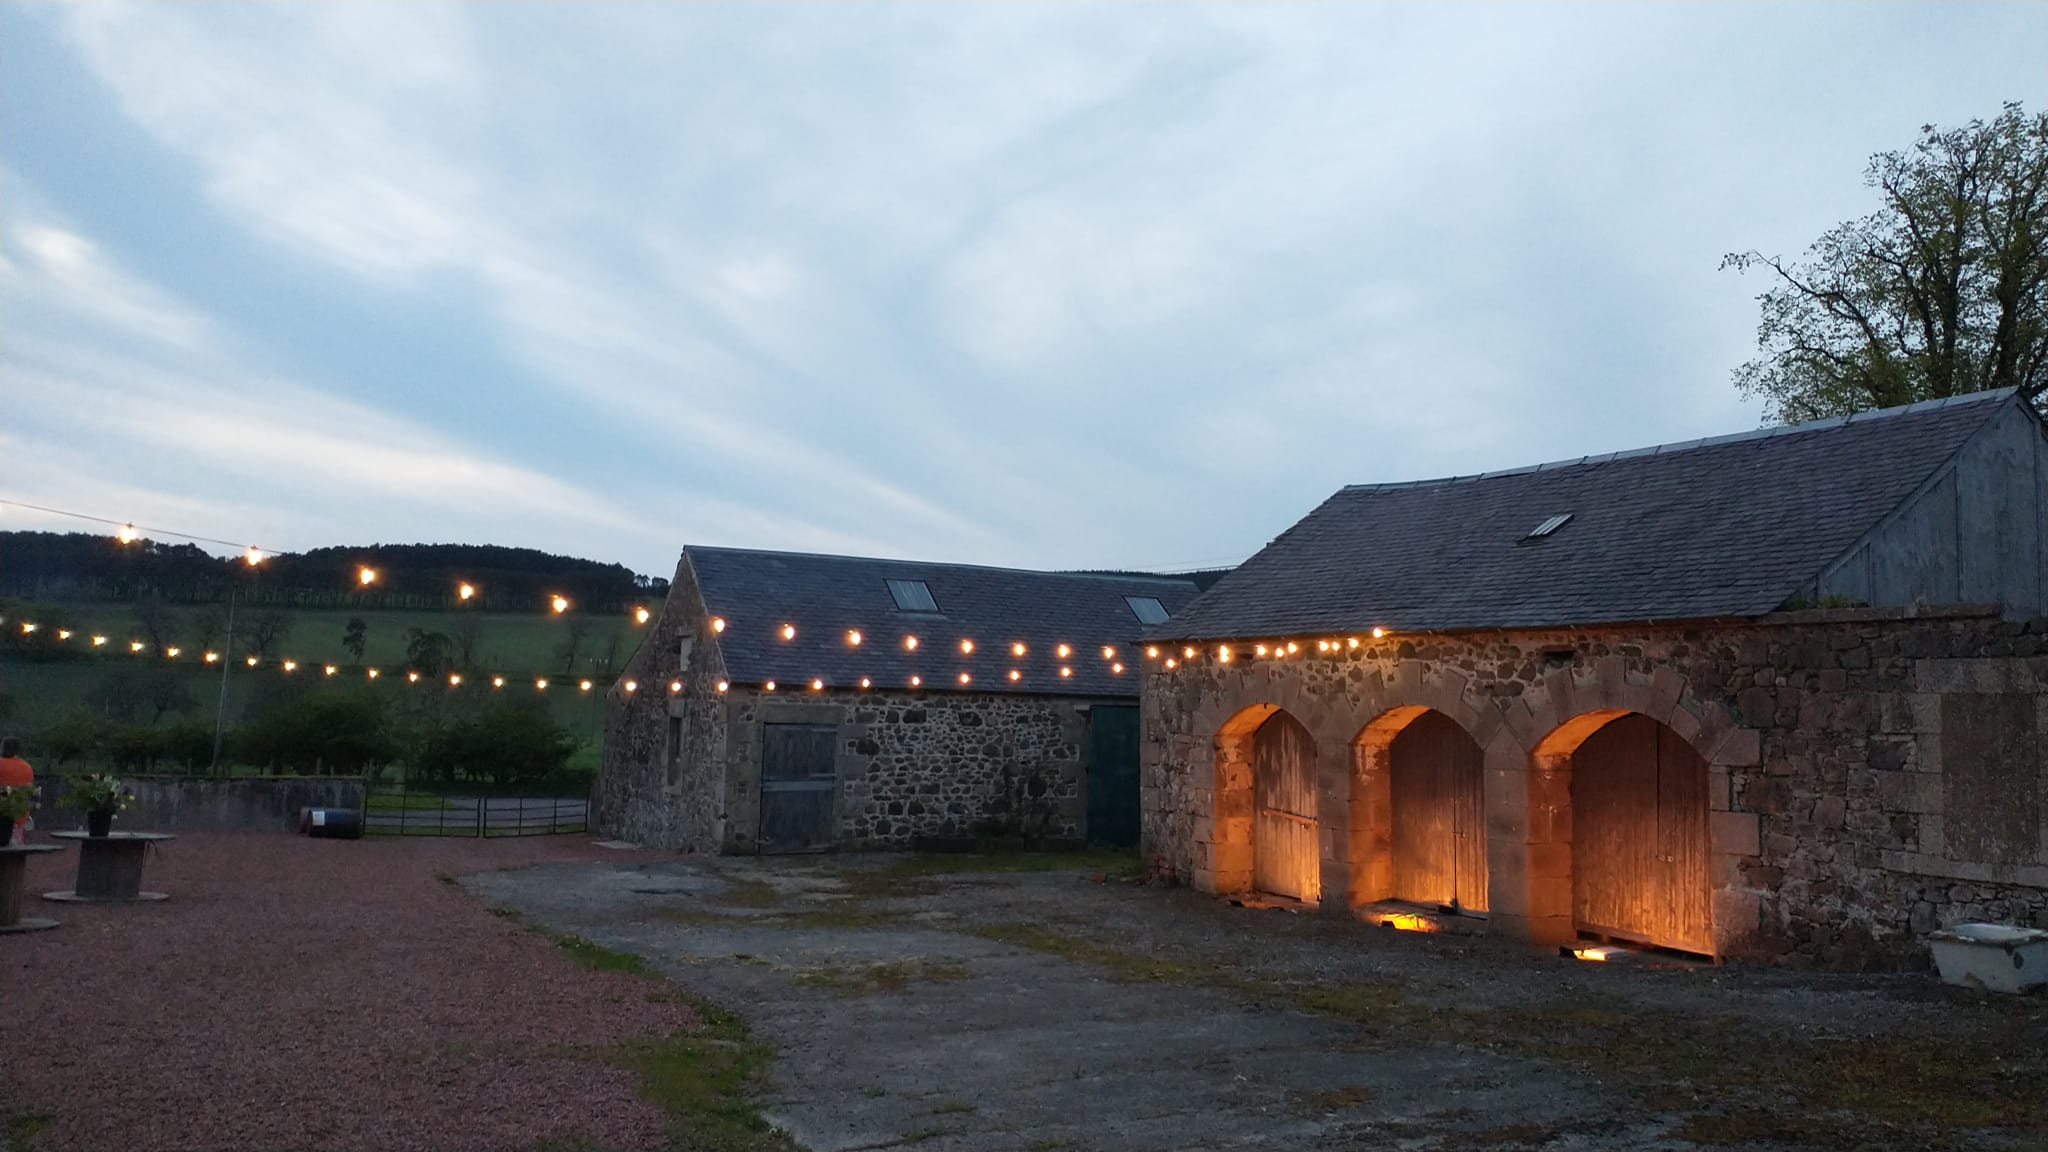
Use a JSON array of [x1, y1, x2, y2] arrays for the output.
[[65, 773, 136, 838], [0, 784, 37, 845]]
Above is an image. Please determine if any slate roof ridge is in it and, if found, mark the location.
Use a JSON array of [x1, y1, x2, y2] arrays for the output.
[[682, 544, 1197, 589], [1341, 387, 2020, 494]]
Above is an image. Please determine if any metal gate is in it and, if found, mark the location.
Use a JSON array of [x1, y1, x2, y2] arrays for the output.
[[364, 762, 589, 837], [758, 723, 839, 853], [1571, 713, 1711, 954], [1086, 705, 1140, 848], [1252, 710, 1319, 902], [1389, 710, 1488, 912]]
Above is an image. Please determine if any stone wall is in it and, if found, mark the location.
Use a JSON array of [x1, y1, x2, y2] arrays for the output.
[[30, 774, 364, 833], [720, 688, 1092, 852], [1140, 607, 2048, 968], [596, 556, 732, 852]]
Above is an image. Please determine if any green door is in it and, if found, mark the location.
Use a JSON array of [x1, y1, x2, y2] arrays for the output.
[[1086, 705, 1140, 847]]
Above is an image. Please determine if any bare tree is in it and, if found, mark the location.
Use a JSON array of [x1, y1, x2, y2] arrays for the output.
[[239, 610, 295, 659], [555, 615, 592, 675]]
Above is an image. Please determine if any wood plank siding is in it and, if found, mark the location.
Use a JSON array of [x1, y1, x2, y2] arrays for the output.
[[1571, 713, 1712, 954], [1252, 711, 1319, 902]]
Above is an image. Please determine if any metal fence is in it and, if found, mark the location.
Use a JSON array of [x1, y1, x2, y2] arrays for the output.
[[365, 769, 589, 837]]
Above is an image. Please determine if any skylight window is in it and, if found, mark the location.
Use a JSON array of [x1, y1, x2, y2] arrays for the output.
[[886, 579, 939, 612], [1525, 513, 1573, 540], [1125, 596, 1170, 625]]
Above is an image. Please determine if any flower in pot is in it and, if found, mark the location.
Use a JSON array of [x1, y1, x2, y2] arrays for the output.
[[1, 784, 38, 845], [65, 773, 137, 837]]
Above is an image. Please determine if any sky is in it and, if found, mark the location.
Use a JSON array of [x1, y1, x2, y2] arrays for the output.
[[2, 3, 2043, 580]]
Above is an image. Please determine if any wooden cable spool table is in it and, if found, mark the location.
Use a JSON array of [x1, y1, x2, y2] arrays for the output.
[[43, 831, 174, 904], [1, 843, 67, 932]]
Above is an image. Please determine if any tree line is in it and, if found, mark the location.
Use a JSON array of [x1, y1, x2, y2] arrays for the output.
[[2, 533, 669, 614]]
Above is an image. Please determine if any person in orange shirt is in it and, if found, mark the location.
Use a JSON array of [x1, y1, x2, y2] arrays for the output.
[[0, 736, 34, 844]]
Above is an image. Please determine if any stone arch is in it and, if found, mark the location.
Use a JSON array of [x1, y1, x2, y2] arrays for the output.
[[1481, 660, 1761, 952], [1206, 703, 1279, 895], [1347, 704, 1493, 914]]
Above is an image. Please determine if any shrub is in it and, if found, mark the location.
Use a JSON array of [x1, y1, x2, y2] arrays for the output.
[[233, 689, 399, 775], [416, 697, 575, 791]]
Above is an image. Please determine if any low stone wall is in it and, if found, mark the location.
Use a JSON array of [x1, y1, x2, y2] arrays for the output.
[[1141, 606, 2048, 969], [29, 775, 364, 834]]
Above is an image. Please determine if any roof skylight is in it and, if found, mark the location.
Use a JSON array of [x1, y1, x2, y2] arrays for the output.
[[886, 579, 939, 612], [1525, 513, 1573, 540], [1125, 595, 1170, 625]]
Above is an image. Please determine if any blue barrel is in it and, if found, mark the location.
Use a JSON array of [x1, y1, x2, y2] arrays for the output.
[[299, 807, 364, 840]]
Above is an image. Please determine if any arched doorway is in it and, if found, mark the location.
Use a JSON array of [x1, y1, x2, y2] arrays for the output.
[[1571, 713, 1711, 954], [1252, 710, 1318, 902], [1388, 711, 1487, 913]]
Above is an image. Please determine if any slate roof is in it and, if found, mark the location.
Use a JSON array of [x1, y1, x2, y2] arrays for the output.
[[1148, 389, 2025, 641], [688, 547, 1198, 696]]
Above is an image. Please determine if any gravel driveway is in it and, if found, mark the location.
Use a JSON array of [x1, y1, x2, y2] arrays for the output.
[[3, 833, 689, 1152], [466, 852, 2048, 1152]]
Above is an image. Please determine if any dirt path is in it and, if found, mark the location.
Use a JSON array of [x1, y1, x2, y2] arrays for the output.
[[465, 853, 2048, 1152]]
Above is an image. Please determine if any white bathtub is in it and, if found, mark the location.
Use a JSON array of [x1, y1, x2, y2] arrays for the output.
[[1927, 923, 2048, 994]]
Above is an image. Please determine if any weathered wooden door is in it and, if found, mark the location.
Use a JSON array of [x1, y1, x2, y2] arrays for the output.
[[1086, 705, 1140, 848], [1389, 710, 1489, 912], [757, 723, 839, 853], [1253, 711, 1319, 902], [1571, 713, 1711, 954]]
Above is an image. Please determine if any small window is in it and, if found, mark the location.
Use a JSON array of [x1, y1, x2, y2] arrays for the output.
[[886, 579, 939, 612], [1125, 596, 1170, 625], [1525, 513, 1573, 540]]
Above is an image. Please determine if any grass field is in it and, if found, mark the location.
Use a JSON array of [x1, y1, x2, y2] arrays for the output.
[[21, 602, 644, 674], [0, 659, 612, 746]]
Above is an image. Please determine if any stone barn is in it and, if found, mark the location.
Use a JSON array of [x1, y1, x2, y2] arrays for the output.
[[600, 546, 1198, 854], [1141, 388, 2048, 966]]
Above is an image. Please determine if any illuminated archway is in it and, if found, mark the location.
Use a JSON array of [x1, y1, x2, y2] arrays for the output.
[[1350, 705, 1489, 913], [1209, 703, 1319, 902]]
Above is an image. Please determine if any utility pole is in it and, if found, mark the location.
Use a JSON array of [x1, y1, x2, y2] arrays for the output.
[[210, 589, 236, 776]]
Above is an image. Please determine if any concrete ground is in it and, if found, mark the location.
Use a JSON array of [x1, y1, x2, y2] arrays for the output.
[[465, 853, 2048, 1152]]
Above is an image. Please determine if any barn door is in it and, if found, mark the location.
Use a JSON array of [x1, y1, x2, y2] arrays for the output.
[[757, 723, 839, 854], [1086, 705, 1140, 848], [1252, 711, 1319, 902], [1389, 711, 1488, 913], [1572, 714, 1711, 954]]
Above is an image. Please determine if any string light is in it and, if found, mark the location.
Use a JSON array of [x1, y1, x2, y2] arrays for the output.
[[1146, 646, 1159, 659], [1184, 646, 1196, 659], [1008, 669, 1021, 681], [406, 670, 420, 682], [1101, 646, 1115, 660], [623, 679, 636, 693], [19, 623, 36, 635], [368, 668, 381, 679], [357, 566, 378, 586], [535, 677, 547, 689], [764, 680, 777, 692], [57, 629, 71, 640], [1255, 644, 1268, 656], [634, 606, 651, 624], [715, 680, 728, 693], [1371, 627, 1387, 639], [204, 652, 219, 664], [551, 595, 570, 614], [450, 673, 464, 687], [91, 635, 107, 647], [497, 676, 509, 689], [579, 679, 593, 692], [667, 680, 680, 693], [711, 617, 726, 633], [859, 677, 871, 689], [323, 664, 337, 676], [846, 629, 863, 646], [958, 672, 972, 685], [247, 655, 260, 667], [130, 641, 145, 652], [1012, 642, 1027, 656], [1059, 666, 1072, 678], [459, 582, 477, 601], [904, 635, 919, 651], [1317, 640, 1330, 652], [1164, 657, 1177, 669], [166, 647, 182, 658], [1348, 637, 1361, 649], [780, 623, 796, 641], [1286, 641, 1299, 653], [244, 547, 265, 566], [282, 660, 297, 673], [910, 675, 922, 688], [810, 679, 824, 691], [116, 523, 139, 544], [960, 638, 975, 654], [1111, 662, 1123, 673], [1218, 645, 1232, 664], [1057, 644, 1071, 658]]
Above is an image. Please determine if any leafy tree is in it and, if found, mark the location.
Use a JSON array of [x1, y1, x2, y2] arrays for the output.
[[404, 628, 454, 677], [1724, 103, 2048, 423], [342, 616, 368, 664], [416, 697, 575, 790], [36, 714, 101, 767], [233, 690, 398, 775], [158, 722, 216, 774], [239, 610, 295, 659]]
